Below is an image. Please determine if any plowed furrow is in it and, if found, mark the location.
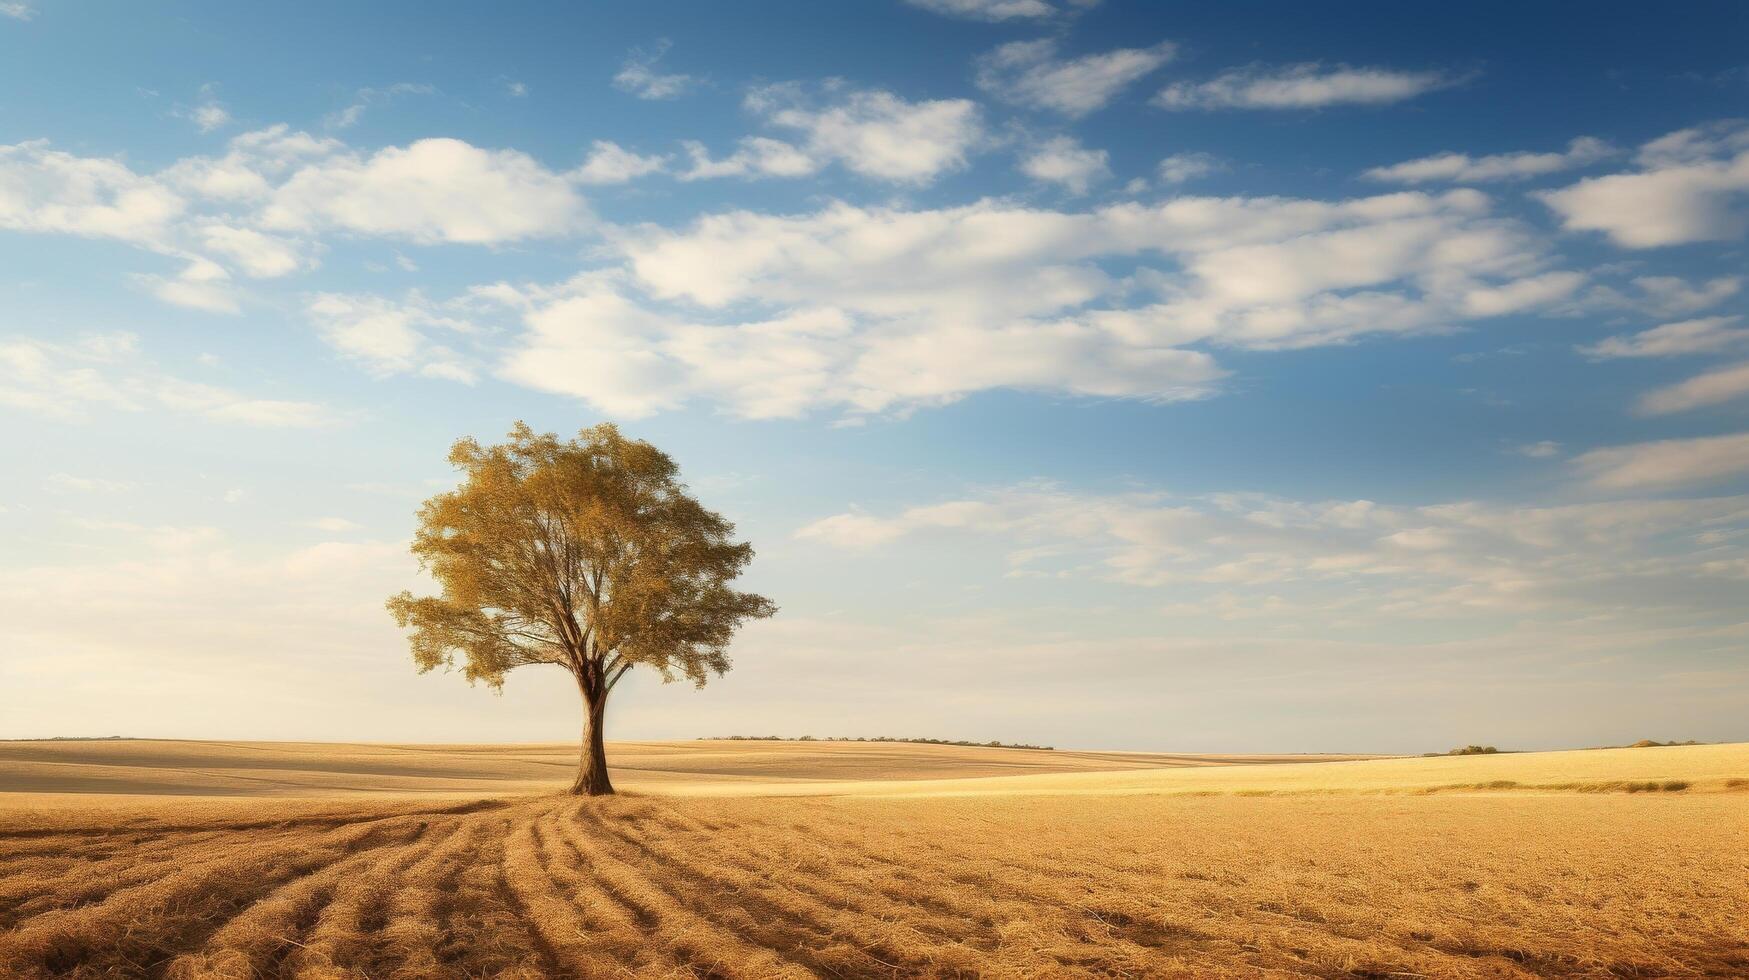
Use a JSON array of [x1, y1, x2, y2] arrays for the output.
[[499, 803, 639, 977], [166, 816, 468, 979], [0, 826, 322, 930], [0, 818, 415, 979], [486, 815, 573, 980], [368, 814, 494, 978], [282, 817, 456, 975], [651, 812, 995, 949], [800, 826, 1238, 972], [583, 808, 945, 978], [562, 802, 815, 979]]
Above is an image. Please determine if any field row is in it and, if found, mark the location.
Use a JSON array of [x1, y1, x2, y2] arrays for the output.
[[1, 791, 1745, 977]]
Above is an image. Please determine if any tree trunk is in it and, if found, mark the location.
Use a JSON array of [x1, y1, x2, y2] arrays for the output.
[[570, 688, 614, 796]]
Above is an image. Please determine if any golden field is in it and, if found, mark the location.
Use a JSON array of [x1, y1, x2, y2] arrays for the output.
[[0, 740, 1745, 978]]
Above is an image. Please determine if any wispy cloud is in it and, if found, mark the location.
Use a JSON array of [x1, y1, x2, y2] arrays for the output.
[[681, 84, 983, 185], [903, 0, 1056, 20], [1156, 152, 1222, 184], [324, 82, 436, 130], [795, 483, 1749, 621], [1156, 63, 1460, 110], [46, 473, 136, 493], [977, 39, 1175, 116], [0, 332, 335, 427], [1365, 137, 1614, 183], [1580, 316, 1749, 359], [1637, 362, 1749, 416], [304, 292, 478, 383], [613, 39, 694, 100], [477, 187, 1576, 420], [174, 85, 232, 134], [1575, 431, 1749, 489], [570, 140, 669, 184]]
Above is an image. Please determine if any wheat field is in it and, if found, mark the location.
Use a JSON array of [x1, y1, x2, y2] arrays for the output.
[[1, 740, 1745, 978]]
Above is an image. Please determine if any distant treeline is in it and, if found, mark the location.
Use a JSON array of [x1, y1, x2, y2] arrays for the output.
[[1436, 745, 1502, 756], [0, 736, 131, 742], [706, 735, 1055, 751], [1425, 739, 1706, 757]]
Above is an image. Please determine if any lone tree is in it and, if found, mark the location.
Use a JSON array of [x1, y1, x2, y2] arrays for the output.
[[387, 422, 775, 795]]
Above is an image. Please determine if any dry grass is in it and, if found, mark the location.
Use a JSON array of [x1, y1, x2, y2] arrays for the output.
[[1, 741, 1745, 977]]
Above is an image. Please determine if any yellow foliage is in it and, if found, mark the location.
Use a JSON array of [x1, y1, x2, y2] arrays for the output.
[[386, 422, 775, 794]]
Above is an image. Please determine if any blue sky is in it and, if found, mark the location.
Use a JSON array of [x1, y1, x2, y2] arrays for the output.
[[2, 1, 1747, 752]]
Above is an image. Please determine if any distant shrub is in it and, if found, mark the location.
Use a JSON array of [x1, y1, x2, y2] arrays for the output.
[[1448, 745, 1499, 755], [1661, 781, 1690, 792], [1629, 739, 1700, 748]]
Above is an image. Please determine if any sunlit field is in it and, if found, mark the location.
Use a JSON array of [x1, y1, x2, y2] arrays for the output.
[[2, 740, 1745, 978]]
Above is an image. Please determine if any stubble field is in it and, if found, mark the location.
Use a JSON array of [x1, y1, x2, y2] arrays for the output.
[[0, 739, 1744, 978]]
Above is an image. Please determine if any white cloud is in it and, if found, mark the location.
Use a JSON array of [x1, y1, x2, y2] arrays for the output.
[[0, 2, 32, 21], [1156, 63, 1457, 111], [1616, 276, 1742, 317], [677, 137, 818, 181], [176, 85, 233, 135], [903, 0, 1055, 19], [1636, 121, 1749, 168], [1540, 121, 1749, 248], [0, 332, 334, 427], [2, 127, 586, 308], [613, 40, 693, 100], [0, 140, 185, 247], [306, 517, 362, 532], [198, 223, 308, 277], [1638, 361, 1749, 416], [1580, 316, 1749, 359], [1020, 136, 1109, 194], [160, 125, 342, 203], [141, 260, 241, 314], [506, 80, 529, 98], [792, 510, 913, 548], [260, 137, 589, 243], [305, 293, 478, 382], [570, 140, 668, 184], [477, 186, 1579, 419], [794, 484, 1749, 618], [615, 189, 1555, 342], [976, 39, 1175, 116], [1157, 152, 1222, 184], [1513, 441, 1562, 458], [748, 85, 984, 184], [492, 273, 1225, 420], [1575, 432, 1749, 489], [184, 103, 232, 134], [1457, 270, 1586, 316], [1364, 137, 1614, 184]]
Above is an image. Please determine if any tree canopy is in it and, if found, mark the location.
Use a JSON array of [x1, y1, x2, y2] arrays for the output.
[[387, 422, 775, 794]]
